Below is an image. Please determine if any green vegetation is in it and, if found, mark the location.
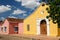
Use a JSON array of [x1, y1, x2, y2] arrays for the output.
[[46, 0, 60, 28]]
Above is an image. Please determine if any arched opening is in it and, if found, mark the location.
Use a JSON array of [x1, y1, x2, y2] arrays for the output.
[[40, 19, 47, 35]]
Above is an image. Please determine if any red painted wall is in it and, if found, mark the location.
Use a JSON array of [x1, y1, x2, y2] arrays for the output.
[[0, 19, 23, 34], [9, 23, 18, 34], [18, 22, 23, 34]]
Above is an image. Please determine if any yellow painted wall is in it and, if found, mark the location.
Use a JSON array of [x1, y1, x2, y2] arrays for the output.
[[24, 3, 58, 36], [49, 20, 58, 36], [58, 28, 60, 36]]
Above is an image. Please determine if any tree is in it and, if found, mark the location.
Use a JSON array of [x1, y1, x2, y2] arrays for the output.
[[46, 0, 60, 28]]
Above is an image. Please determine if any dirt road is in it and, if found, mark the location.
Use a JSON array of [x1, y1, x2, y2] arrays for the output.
[[0, 34, 60, 40]]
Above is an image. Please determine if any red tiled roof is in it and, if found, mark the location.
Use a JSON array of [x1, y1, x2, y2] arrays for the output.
[[6, 18, 23, 23], [0, 18, 23, 26]]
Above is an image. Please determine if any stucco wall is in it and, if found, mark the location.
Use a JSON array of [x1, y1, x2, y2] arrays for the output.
[[58, 28, 60, 36], [24, 17, 37, 35], [0, 19, 9, 34], [9, 22, 23, 34], [9, 23, 18, 34], [18, 23, 23, 34], [49, 20, 58, 36], [24, 4, 58, 36]]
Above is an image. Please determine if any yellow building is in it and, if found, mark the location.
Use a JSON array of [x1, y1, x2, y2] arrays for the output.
[[23, 3, 58, 37]]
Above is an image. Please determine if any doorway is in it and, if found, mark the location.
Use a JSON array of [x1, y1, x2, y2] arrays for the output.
[[40, 19, 47, 35]]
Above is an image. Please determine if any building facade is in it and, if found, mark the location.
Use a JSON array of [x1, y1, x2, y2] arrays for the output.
[[24, 3, 58, 36], [0, 18, 23, 34]]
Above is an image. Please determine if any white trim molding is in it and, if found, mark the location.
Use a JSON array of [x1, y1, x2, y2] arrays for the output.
[[36, 18, 50, 36]]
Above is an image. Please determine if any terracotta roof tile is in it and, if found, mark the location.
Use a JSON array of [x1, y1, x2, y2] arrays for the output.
[[6, 18, 23, 23]]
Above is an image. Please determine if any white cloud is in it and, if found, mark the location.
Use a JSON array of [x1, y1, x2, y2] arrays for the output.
[[15, 0, 40, 2], [15, 0, 21, 2], [0, 17, 5, 21], [6, 5, 11, 8], [13, 9, 26, 15], [0, 5, 11, 13], [15, 0, 40, 9], [1, 17, 5, 19], [23, 13, 27, 16], [8, 16, 17, 18], [22, 1, 40, 9]]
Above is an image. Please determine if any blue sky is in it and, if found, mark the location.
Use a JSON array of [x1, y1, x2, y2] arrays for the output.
[[0, 0, 47, 20]]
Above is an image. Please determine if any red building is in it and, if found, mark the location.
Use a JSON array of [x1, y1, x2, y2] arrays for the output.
[[0, 18, 23, 34]]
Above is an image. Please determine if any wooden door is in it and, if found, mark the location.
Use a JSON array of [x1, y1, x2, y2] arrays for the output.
[[40, 20, 47, 35]]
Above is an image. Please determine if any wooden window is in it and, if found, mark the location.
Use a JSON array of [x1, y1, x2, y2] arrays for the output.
[[14, 27, 18, 32], [4, 27, 7, 32], [27, 24, 30, 31]]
